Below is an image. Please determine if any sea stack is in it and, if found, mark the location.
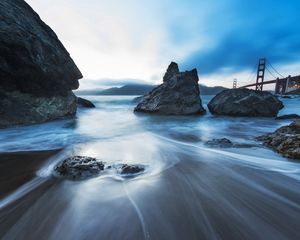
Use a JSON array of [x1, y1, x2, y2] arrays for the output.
[[0, 0, 82, 128], [134, 62, 205, 115], [208, 89, 283, 117]]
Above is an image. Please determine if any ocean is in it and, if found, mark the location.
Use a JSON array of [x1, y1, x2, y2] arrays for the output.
[[0, 95, 299, 240]]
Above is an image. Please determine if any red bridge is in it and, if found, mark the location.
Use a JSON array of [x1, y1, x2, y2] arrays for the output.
[[237, 58, 300, 94]]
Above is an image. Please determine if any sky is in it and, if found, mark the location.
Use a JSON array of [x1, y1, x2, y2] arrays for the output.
[[26, 0, 300, 89]]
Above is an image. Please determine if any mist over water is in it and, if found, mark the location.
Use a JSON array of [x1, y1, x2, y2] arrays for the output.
[[0, 95, 300, 240]]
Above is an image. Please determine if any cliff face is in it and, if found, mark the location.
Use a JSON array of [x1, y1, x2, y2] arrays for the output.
[[0, 0, 83, 128], [0, 0, 82, 95]]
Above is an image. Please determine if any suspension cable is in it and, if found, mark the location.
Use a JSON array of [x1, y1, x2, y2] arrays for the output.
[[266, 60, 285, 78]]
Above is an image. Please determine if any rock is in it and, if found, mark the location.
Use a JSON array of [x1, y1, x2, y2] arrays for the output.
[[163, 62, 179, 83], [208, 89, 283, 117], [134, 62, 205, 115], [77, 97, 96, 108], [205, 138, 233, 148], [132, 95, 144, 103], [280, 95, 292, 99], [118, 164, 145, 176], [257, 121, 300, 160], [55, 156, 105, 180], [0, 0, 82, 128], [276, 114, 300, 120], [286, 89, 300, 95], [0, 89, 77, 128], [169, 133, 201, 142]]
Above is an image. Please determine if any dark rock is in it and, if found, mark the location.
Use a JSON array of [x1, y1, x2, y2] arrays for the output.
[[118, 164, 145, 175], [257, 121, 300, 160], [134, 62, 205, 115], [55, 156, 104, 180], [208, 89, 283, 117], [286, 89, 300, 95], [280, 95, 292, 99], [276, 114, 300, 120], [169, 133, 201, 142], [0, 89, 77, 128], [163, 62, 179, 83], [77, 97, 95, 108], [132, 95, 144, 103], [205, 138, 233, 148], [0, 0, 82, 95], [0, 0, 82, 128]]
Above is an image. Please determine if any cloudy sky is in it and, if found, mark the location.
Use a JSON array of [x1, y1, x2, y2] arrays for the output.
[[27, 0, 300, 89]]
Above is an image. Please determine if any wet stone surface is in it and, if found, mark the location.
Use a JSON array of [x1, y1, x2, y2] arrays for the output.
[[55, 156, 105, 180], [205, 138, 234, 148], [55, 156, 146, 180]]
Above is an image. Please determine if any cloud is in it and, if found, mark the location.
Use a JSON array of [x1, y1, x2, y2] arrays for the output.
[[181, 0, 300, 76], [26, 0, 300, 87]]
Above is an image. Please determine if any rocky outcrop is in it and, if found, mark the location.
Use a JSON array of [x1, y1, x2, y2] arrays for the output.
[[276, 114, 300, 120], [205, 138, 233, 148], [117, 164, 145, 175], [55, 156, 146, 180], [0, 0, 82, 128], [55, 156, 105, 180], [208, 89, 283, 117], [0, 89, 77, 128], [77, 97, 96, 108], [257, 121, 300, 160], [134, 62, 205, 115]]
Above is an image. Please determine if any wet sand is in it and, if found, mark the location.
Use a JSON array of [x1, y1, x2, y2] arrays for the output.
[[0, 144, 299, 240], [0, 150, 61, 199]]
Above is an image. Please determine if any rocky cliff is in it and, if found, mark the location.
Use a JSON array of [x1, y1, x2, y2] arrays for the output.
[[0, 0, 82, 128]]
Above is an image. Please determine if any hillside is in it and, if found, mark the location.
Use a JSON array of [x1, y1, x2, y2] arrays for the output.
[[75, 84, 227, 96]]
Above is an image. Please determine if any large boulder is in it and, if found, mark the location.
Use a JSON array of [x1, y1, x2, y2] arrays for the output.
[[134, 62, 205, 115], [0, 89, 77, 128], [257, 121, 300, 160], [208, 89, 283, 117], [0, 0, 82, 128]]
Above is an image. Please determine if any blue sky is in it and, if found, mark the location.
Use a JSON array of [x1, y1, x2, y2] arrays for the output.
[[27, 0, 300, 89]]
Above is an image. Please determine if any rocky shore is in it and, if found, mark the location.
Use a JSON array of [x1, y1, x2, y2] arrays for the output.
[[257, 121, 300, 160]]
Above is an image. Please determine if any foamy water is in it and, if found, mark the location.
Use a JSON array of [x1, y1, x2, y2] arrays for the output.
[[0, 95, 300, 240]]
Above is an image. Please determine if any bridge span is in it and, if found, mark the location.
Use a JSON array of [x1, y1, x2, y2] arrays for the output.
[[237, 58, 300, 94]]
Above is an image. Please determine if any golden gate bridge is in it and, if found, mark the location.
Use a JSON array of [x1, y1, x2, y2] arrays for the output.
[[235, 58, 300, 94]]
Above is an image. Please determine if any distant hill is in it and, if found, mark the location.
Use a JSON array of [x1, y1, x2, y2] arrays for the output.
[[199, 85, 227, 95], [75, 84, 227, 96]]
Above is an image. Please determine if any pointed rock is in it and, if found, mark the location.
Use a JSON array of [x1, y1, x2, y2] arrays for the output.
[[134, 62, 205, 115], [163, 62, 179, 82]]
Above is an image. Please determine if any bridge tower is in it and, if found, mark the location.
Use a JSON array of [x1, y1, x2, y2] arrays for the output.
[[233, 79, 237, 89], [255, 58, 266, 91]]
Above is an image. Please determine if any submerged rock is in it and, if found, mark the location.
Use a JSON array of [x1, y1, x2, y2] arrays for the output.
[[208, 89, 283, 117], [118, 164, 145, 175], [275, 114, 300, 120], [205, 138, 233, 148], [0, 0, 82, 128], [134, 62, 205, 115], [55, 156, 105, 180], [257, 121, 300, 160], [77, 97, 96, 108]]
